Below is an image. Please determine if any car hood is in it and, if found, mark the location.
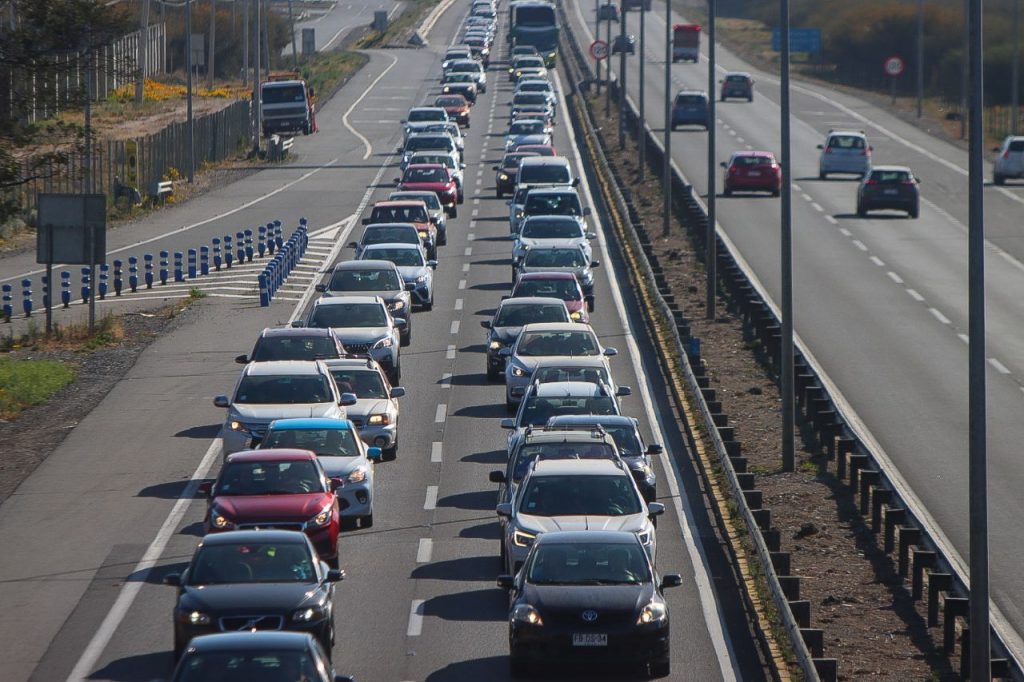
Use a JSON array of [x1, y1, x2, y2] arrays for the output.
[[397, 265, 430, 281], [492, 326, 524, 344], [316, 455, 364, 478], [347, 398, 392, 419], [525, 583, 650, 617], [517, 513, 648, 534], [329, 328, 391, 344], [179, 582, 322, 614], [214, 492, 334, 521], [232, 404, 342, 422]]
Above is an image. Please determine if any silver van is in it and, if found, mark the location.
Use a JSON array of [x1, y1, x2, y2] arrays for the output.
[[516, 156, 577, 188]]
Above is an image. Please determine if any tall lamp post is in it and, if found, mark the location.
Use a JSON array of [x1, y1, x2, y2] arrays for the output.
[[705, 0, 717, 319], [779, 0, 794, 472], [662, 0, 672, 237], [185, 0, 195, 183], [637, 0, 646, 179], [618, 0, 628, 149], [916, 0, 924, 119]]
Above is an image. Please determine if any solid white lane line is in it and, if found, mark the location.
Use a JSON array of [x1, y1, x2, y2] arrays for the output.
[[431, 442, 443, 462], [929, 308, 951, 324], [869, 256, 885, 267], [989, 358, 1012, 375], [407, 600, 425, 636], [416, 539, 433, 563], [450, 320, 460, 334], [852, 239, 868, 251], [907, 289, 925, 302], [446, 344, 457, 359], [424, 486, 439, 509], [887, 271, 904, 284], [454, 298, 464, 310]]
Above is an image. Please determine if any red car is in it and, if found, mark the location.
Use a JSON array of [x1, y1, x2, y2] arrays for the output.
[[396, 164, 460, 218], [510, 271, 593, 323], [721, 150, 781, 196], [434, 94, 471, 127], [200, 449, 342, 566]]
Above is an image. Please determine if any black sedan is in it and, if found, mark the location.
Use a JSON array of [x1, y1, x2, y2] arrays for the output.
[[482, 296, 571, 380], [171, 631, 354, 682], [493, 151, 541, 198], [611, 34, 636, 55], [856, 165, 920, 218], [165, 530, 343, 658], [498, 530, 681, 678]]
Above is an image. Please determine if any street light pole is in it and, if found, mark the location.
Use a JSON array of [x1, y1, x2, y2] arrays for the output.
[[288, 0, 298, 69], [780, 0, 795, 472], [595, 0, 601, 96], [662, 0, 672, 237], [916, 0, 924, 119], [618, 1, 627, 149], [605, 13, 612, 117], [252, 0, 261, 155], [1013, 0, 1020, 134], [705, 0, 717, 319], [185, 0, 195, 183], [637, 0, 646, 179]]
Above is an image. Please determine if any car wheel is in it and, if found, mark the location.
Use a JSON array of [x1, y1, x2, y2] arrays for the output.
[[340, 516, 358, 531], [429, 246, 438, 260], [771, 188, 780, 197], [506, 397, 517, 413], [856, 202, 866, 217], [450, 206, 458, 218], [327, 554, 340, 569], [361, 514, 374, 528], [173, 634, 186, 660], [648, 658, 670, 679], [819, 170, 827, 180], [509, 656, 530, 678], [995, 173, 1006, 186], [423, 294, 433, 311], [487, 366, 502, 381], [401, 323, 411, 347], [720, 95, 726, 102], [909, 206, 919, 219], [747, 94, 753, 102], [497, 188, 504, 198]]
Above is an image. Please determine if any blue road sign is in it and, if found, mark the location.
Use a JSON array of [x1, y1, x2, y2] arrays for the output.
[[771, 28, 822, 54]]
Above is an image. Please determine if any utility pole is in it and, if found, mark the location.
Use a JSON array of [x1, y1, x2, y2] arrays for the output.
[[288, 0, 298, 69], [243, 0, 249, 86], [960, 0, 968, 139], [83, 43, 96, 333], [136, 0, 151, 104], [262, 0, 271, 77], [253, 0, 262, 155], [605, 11, 612, 117], [594, 0, 601, 96], [618, 0, 627, 149], [780, 0, 795, 472], [706, 0, 717, 319], [916, 0, 924, 118], [967, 0, 991, 677], [1013, 0, 1020, 134], [185, 0, 195, 183], [662, 0, 672, 237], [207, 0, 216, 90], [637, 0, 646, 179]]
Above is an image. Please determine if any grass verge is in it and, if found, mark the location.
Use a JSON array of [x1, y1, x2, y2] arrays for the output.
[[0, 357, 76, 419], [297, 50, 370, 105]]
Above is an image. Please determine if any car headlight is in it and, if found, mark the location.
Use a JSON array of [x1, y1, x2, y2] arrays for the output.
[[547, 52, 556, 59], [489, 339, 503, 350], [443, 86, 452, 92], [513, 528, 536, 547], [372, 336, 394, 349], [418, 230, 428, 239], [367, 414, 390, 426], [390, 300, 406, 311], [511, 365, 528, 377], [229, 420, 249, 433], [181, 610, 211, 625], [346, 465, 370, 483], [637, 601, 668, 625], [637, 529, 653, 546], [499, 173, 509, 180], [581, 271, 594, 284], [292, 604, 328, 623], [210, 507, 234, 530], [512, 603, 544, 625], [570, 311, 583, 321], [308, 503, 334, 528], [414, 274, 428, 284]]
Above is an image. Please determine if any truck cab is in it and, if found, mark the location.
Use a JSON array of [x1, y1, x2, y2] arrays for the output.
[[261, 73, 315, 137]]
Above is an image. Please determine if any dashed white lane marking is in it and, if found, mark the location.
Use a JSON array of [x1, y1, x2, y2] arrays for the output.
[[736, 136, 745, 143], [791, 182, 802, 192], [887, 271, 904, 284], [801, 193, 812, 202], [458, 279, 467, 290], [434, 404, 447, 423], [431, 441, 443, 462], [907, 289, 925, 302], [825, 215, 838, 224], [407, 600, 425, 636], [808, 201, 823, 212], [473, 198, 481, 205], [839, 227, 852, 237], [471, 209, 479, 217], [990, 358, 1012, 375], [464, 247, 473, 257], [467, 233, 475, 241], [469, 220, 477, 228], [958, 333, 971, 344], [462, 263, 470, 273], [929, 308, 951, 324], [728, 129, 736, 136], [424, 485, 438, 509], [446, 344, 457, 359], [440, 372, 452, 388], [852, 239, 868, 251], [416, 539, 433, 563], [454, 297, 464, 310], [450, 320, 460, 334], [869, 256, 885, 267]]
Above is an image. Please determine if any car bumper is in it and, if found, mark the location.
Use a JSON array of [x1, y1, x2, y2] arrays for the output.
[[820, 157, 870, 174], [176, 616, 332, 651], [726, 177, 780, 192], [510, 623, 670, 667], [220, 425, 264, 455], [860, 196, 918, 211], [505, 373, 530, 402], [354, 421, 397, 449], [405, 281, 432, 305], [671, 114, 708, 127], [336, 480, 373, 518], [262, 117, 307, 133], [487, 348, 507, 371]]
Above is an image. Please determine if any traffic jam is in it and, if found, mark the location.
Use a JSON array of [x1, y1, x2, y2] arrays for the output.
[[169, 1, 679, 680]]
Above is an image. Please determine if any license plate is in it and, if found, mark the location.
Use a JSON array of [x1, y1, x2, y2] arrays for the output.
[[572, 633, 608, 647], [748, 171, 761, 177], [884, 189, 898, 195]]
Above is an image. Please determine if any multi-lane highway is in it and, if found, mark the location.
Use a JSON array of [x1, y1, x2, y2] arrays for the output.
[[0, 2, 768, 680], [565, 0, 1024, 655]]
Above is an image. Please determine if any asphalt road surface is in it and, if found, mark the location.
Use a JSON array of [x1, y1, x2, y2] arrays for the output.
[[564, 0, 1024, 659], [0, 2, 766, 681]]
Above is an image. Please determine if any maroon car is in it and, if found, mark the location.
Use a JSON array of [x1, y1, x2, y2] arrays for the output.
[[510, 271, 593, 323], [200, 449, 342, 566], [721, 150, 781, 196], [396, 164, 460, 218]]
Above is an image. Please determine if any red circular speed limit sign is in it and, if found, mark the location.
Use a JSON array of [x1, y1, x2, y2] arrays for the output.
[[884, 55, 905, 77], [590, 40, 609, 61]]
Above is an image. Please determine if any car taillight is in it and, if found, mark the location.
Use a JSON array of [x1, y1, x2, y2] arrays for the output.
[[1004, 150, 1011, 159], [901, 179, 916, 185], [864, 179, 878, 185], [861, 148, 870, 156], [728, 166, 738, 174], [824, 146, 833, 154]]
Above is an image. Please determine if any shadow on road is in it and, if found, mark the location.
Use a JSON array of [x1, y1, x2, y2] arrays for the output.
[[411, 555, 499, 581], [436, 489, 496, 511], [87, 652, 171, 681], [422, 587, 506, 622]]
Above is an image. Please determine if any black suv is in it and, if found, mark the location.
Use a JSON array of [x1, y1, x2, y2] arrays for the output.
[[499, 530, 681, 678], [719, 72, 754, 101], [856, 165, 920, 219]]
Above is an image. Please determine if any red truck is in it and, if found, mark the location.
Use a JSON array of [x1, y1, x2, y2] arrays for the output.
[[672, 24, 701, 63]]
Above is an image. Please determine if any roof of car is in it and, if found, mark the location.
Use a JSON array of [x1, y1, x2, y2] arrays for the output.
[[333, 259, 399, 271], [499, 296, 566, 307], [529, 458, 625, 476], [870, 165, 912, 173], [547, 414, 636, 427], [521, 321, 593, 332], [408, 106, 446, 113], [184, 631, 316, 653], [404, 163, 446, 171], [373, 200, 428, 208], [827, 129, 867, 137], [313, 295, 383, 307], [522, 214, 579, 223], [516, 144, 556, 154], [533, 529, 642, 545], [532, 380, 609, 397], [199, 529, 310, 546], [226, 448, 319, 463], [363, 222, 418, 231], [525, 186, 578, 197], [243, 360, 327, 376], [266, 417, 355, 431], [322, 357, 384, 370], [517, 271, 577, 281], [363, 242, 423, 253], [521, 428, 616, 445], [258, 327, 335, 338], [725, 71, 751, 77], [675, 89, 707, 96], [519, 156, 570, 168], [530, 356, 608, 369]]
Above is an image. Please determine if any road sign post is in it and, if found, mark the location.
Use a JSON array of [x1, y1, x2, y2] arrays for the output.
[[885, 55, 905, 104], [589, 39, 608, 61]]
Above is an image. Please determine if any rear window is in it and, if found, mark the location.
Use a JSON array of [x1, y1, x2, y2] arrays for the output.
[[408, 109, 444, 122], [363, 225, 419, 244], [868, 170, 910, 183], [495, 303, 568, 327], [1008, 139, 1024, 152], [675, 94, 706, 105], [725, 75, 748, 83], [407, 136, 454, 151], [393, 192, 441, 210], [329, 268, 401, 292], [732, 155, 773, 166], [828, 135, 866, 149], [519, 163, 571, 184], [404, 167, 448, 182], [371, 205, 428, 223]]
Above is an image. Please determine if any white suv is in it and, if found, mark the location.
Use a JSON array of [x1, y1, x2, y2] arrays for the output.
[[993, 136, 1024, 185], [817, 130, 872, 179]]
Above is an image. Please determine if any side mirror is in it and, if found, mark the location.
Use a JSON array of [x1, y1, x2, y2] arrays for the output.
[[992, 146, 1001, 153], [646, 443, 663, 455], [197, 481, 213, 496], [498, 348, 512, 357], [492, 165, 500, 170], [591, 260, 601, 268], [500, 418, 515, 429], [428, 260, 438, 269], [347, 241, 358, 249], [489, 470, 506, 483], [585, 295, 595, 312], [405, 282, 416, 291], [661, 574, 683, 589], [603, 347, 618, 356], [315, 284, 327, 293], [163, 573, 181, 587], [616, 386, 632, 397], [583, 207, 592, 216], [648, 502, 665, 517], [719, 161, 727, 168], [361, 218, 371, 225], [366, 447, 383, 461], [496, 502, 513, 517], [234, 354, 249, 364], [393, 177, 401, 184], [586, 232, 597, 240], [390, 387, 406, 398], [340, 392, 358, 407], [291, 320, 306, 328], [572, 178, 580, 187], [400, 119, 407, 124], [816, 144, 824, 150], [330, 477, 345, 491], [394, 317, 408, 329], [500, 295, 511, 301], [213, 395, 230, 408], [497, 574, 515, 590], [481, 320, 492, 329], [506, 200, 512, 206], [326, 569, 346, 582]]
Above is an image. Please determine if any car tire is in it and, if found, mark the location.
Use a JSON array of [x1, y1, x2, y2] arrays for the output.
[[340, 517, 358, 531], [401, 324, 412, 347], [995, 173, 1005, 186], [723, 187, 732, 196], [720, 95, 726, 102], [423, 294, 434, 311], [487, 366, 502, 381], [450, 206, 458, 218], [648, 658, 671, 679], [173, 634, 186, 660], [361, 514, 374, 528], [747, 94, 753, 102], [771, 188, 780, 197], [856, 202, 867, 217], [497, 188, 504, 198], [909, 206, 919, 219], [327, 554, 340, 569], [429, 246, 438, 260], [506, 397, 517, 413], [819, 170, 827, 180]]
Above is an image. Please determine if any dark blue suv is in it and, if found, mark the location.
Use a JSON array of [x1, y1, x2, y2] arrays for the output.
[[670, 90, 710, 130]]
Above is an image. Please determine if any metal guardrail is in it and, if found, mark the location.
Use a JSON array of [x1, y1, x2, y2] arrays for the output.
[[558, 3, 1024, 679]]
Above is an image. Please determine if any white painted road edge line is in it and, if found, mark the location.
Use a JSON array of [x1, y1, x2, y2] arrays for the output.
[[343, 52, 400, 160]]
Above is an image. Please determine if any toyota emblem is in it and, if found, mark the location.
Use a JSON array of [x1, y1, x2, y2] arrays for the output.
[[581, 609, 599, 622]]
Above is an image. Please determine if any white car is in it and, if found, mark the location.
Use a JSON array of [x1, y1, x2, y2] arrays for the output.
[[993, 135, 1024, 185], [322, 357, 405, 459], [817, 129, 872, 179]]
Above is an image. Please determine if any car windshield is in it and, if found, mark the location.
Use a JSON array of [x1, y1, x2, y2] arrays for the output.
[[309, 303, 388, 328], [450, 62, 480, 73], [675, 94, 705, 106], [408, 109, 444, 122], [363, 226, 419, 245], [503, 153, 537, 170], [533, 366, 610, 384], [518, 330, 598, 356], [413, 154, 455, 169], [519, 82, 550, 92], [517, 56, 545, 67], [732, 155, 773, 167], [512, 442, 617, 482], [445, 73, 475, 83], [407, 136, 452, 152], [494, 304, 567, 327], [514, 94, 547, 106], [522, 219, 583, 239], [519, 474, 642, 516], [404, 167, 448, 183], [176, 650, 322, 682], [328, 369, 388, 399], [828, 135, 865, 150], [519, 165, 570, 184], [868, 170, 911, 183], [510, 121, 545, 135], [527, 542, 651, 585], [188, 542, 317, 584], [1009, 139, 1024, 152], [523, 248, 587, 268], [602, 425, 643, 456], [519, 396, 617, 426], [524, 193, 582, 216], [436, 97, 465, 107], [262, 84, 305, 104], [513, 278, 581, 301], [235, 375, 333, 404], [392, 192, 441, 210], [371, 205, 429, 223], [263, 426, 361, 458], [216, 459, 323, 496], [367, 247, 425, 267], [251, 336, 340, 362], [329, 268, 401, 292]]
